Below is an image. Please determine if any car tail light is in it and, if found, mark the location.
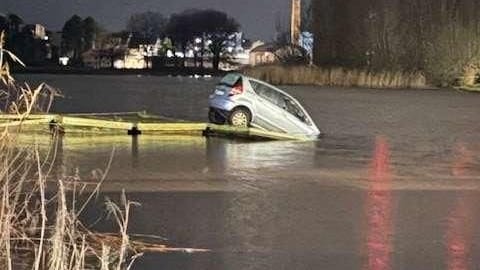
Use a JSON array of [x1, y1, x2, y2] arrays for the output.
[[229, 82, 244, 96]]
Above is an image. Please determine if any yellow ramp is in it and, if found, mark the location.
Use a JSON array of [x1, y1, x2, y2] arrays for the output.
[[0, 113, 311, 141]]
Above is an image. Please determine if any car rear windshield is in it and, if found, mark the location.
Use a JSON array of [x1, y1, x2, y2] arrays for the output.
[[219, 74, 241, 86]]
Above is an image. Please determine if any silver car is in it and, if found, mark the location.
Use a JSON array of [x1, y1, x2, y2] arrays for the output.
[[208, 73, 320, 137]]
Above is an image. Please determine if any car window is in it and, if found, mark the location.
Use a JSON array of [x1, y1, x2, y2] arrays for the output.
[[250, 80, 284, 107], [250, 80, 309, 123], [220, 74, 241, 86], [284, 97, 309, 124]]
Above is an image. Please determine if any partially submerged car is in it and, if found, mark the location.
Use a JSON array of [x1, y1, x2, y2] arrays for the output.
[[208, 73, 320, 137]]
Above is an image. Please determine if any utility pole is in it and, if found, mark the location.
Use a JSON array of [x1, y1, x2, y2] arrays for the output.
[[291, 0, 301, 46]]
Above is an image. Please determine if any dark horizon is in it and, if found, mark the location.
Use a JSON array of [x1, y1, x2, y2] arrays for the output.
[[1, 0, 293, 41]]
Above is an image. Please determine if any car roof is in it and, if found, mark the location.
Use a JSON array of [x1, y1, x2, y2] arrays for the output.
[[240, 74, 298, 101]]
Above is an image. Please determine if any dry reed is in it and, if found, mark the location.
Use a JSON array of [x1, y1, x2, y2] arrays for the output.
[[0, 32, 207, 269], [243, 65, 429, 89]]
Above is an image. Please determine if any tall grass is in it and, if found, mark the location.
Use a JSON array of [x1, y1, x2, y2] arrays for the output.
[[243, 65, 428, 89], [0, 34, 136, 270], [0, 32, 194, 269]]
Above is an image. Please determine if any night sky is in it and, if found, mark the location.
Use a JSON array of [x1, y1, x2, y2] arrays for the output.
[[1, 0, 293, 41]]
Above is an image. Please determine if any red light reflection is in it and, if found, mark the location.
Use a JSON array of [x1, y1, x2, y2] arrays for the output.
[[364, 136, 393, 270], [446, 143, 474, 270]]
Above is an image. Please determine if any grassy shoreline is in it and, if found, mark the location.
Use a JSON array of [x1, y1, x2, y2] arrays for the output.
[[15, 64, 480, 93], [243, 65, 430, 89]]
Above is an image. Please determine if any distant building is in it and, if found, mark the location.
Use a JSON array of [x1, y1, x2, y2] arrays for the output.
[[81, 47, 130, 69], [81, 50, 97, 68], [23, 24, 46, 40], [249, 42, 309, 66], [249, 43, 281, 66], [82, 34, 155, 69], [118, 36, 160, 69], [81, 49, 115, 69], [122, 47, 149, 69]]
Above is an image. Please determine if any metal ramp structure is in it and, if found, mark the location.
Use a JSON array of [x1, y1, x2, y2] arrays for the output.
[[0, 112, 311, 141]]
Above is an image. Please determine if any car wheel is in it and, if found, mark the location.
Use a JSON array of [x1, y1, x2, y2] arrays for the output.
[[209, 108, 225, 124], [229, 107, 251, 128]]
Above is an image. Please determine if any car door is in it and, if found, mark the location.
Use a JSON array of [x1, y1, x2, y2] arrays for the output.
[[249, 80, 289, 132], [279, 94, 314, 134]]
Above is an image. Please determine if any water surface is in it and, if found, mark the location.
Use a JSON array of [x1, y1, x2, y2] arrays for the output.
[[16, 74, 480, 270]]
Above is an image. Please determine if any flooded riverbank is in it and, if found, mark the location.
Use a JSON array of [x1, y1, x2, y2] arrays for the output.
[[15, 74, 480, 269]]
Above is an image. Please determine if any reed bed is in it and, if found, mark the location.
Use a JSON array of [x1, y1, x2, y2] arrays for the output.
[[0, 32, 206, 269], [243, 65, 428, 89]]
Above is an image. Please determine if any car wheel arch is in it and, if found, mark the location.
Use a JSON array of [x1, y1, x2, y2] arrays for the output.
[[231, 105, 253, 122]]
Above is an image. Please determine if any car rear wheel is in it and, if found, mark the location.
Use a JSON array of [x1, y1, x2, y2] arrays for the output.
[[229, 107, 251, 128]]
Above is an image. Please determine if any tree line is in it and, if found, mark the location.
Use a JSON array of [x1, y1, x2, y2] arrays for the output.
[[61, 15, 100, 65], [0, 9, 239, 70], [313, 0, 480, 86], [60, 9, 239, 70]]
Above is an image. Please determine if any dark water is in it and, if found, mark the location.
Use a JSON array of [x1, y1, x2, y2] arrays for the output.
[[17, 74, 480, 269]]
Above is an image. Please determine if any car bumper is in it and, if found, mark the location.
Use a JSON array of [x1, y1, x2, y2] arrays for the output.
[[209, 107, 230, 117], [208, 96, 237, 112]]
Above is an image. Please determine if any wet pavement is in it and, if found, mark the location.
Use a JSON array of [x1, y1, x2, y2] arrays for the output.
[[16, 74, 480, 269]]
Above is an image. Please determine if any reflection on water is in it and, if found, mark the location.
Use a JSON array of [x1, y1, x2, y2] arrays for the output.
[[20, 133, 322, 191], [364, 136, 394, 270], [206, 138, 318, 191], [11, 73, 480, 269], [445, 143, 476, 270], [14, 132, 480, 270]]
